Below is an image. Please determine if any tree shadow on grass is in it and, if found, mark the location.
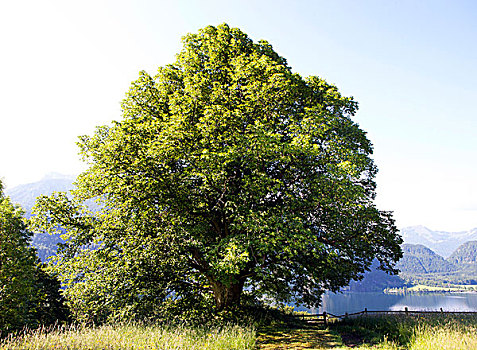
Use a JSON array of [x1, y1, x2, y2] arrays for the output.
[[257, 323, 342, 349]]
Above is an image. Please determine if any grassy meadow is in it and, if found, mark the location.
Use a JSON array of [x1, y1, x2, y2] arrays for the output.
[[1, 314, 476, 349], [0, 323, 256, 350]]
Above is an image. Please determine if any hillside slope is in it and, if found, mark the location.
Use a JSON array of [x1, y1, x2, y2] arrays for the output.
[[448, 241, 477, 265], [396, 244, 457, 275], [447, 241, 477, 277]]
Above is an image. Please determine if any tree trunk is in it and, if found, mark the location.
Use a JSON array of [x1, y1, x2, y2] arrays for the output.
[[211, 279, 245, 311]]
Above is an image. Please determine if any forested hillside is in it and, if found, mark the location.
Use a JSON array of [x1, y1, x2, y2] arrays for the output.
[[448, 241, 477, 265], [346, 260, 406, 292], [395, 243, 477, 286], [396, 244, 456, 274], [447, 241, 477, 281]]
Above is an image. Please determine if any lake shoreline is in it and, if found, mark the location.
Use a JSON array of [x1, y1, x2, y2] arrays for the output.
[[312, 291, 477, 315], [384, 285, 477, 294]]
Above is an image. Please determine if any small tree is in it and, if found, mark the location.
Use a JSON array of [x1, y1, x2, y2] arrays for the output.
[[31, 24, 402, 320], [0, 180, 68, 333], [0, 180, 37, 332]]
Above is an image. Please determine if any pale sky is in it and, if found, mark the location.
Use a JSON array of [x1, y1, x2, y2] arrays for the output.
[[1, 0, 476, 232]]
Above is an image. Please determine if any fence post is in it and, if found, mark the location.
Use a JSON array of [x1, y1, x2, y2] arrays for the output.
[[405, 307, 408, 316], [345, 312, 349, 319], [364, 308, 367, 315], [323, 311, 327, 327], [440, 308, 444, 314]]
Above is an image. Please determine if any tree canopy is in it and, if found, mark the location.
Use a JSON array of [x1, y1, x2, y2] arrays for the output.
[[30, 24, 402, 321]]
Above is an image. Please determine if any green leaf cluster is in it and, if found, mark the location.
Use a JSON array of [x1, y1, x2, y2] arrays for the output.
[[29, 24, 402, 322]]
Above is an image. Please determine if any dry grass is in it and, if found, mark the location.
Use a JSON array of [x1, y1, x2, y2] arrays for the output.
[[0, 323, 256, 350], [409, 321, 477, 350]]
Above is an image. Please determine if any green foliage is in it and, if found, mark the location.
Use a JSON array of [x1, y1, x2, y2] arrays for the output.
[[0, 180, 68, 334], [30, 267, 70, 327], [30, 24, 402, 322]]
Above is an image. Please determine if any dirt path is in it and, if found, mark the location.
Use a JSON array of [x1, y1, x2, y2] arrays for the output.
[[338, 332, 366, 348], [257, 324, 344, 349]]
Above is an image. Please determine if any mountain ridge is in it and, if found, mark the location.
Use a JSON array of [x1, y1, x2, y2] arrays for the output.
[[5, 174, 75, 216], [400, 225, 477, 258]]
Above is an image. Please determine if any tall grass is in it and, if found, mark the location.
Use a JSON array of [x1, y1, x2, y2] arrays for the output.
[[410, 320, 477, 350], [0, 323, 256, 350], [2, 314, 476, 349], [334, 314, 477, 350]]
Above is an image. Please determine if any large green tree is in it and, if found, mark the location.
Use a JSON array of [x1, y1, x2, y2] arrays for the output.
[[30, 24, 402, 320]]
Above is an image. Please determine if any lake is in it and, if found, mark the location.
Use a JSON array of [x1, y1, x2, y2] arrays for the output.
[[296, 292, 477, 315]]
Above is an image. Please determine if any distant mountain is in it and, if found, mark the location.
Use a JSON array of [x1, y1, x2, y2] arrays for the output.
[[6, 173, 75, 216], [396, 244, 457, 275], [400, 226, 477, 258], [346, 260, 406, 292], [448, 241, 477, 266], [5, 173, 75, 261], [30, 232, 64, 262]]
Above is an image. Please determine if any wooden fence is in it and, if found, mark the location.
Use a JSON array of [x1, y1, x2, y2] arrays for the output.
[[293, 308, 477, 326]]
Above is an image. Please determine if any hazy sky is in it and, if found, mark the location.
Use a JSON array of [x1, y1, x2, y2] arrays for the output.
[[1, 0, 476, 231]]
